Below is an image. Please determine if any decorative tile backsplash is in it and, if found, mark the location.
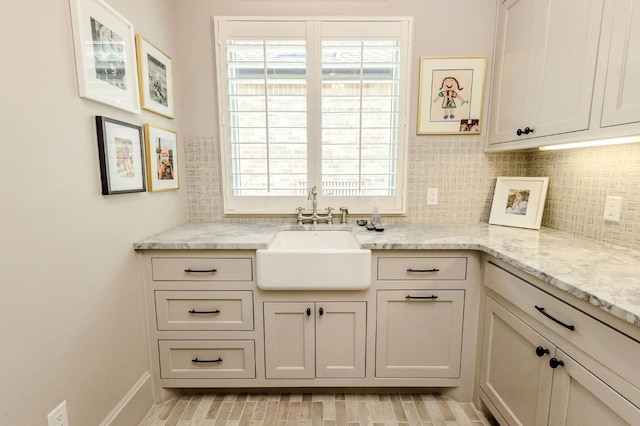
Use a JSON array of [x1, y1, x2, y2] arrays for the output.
[[529, 143, 640, 248], [184, 135, 640, 249]]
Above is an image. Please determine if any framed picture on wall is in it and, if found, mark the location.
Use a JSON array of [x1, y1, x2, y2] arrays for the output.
[[96, 116, 146, 195], [417, 56, 487, 135], [489, 177, 549, 230], [136, 35, 175, 118], [144, 124, 179, 191], [69, 0, 140, 113]]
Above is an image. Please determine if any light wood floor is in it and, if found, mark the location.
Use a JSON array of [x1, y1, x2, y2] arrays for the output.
[[139, 392, 498, 426]]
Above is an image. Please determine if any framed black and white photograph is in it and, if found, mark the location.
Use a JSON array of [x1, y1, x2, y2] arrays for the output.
[[144, 124, 179, 191], [489, 177, 549, 230], [96, 116, 146, 195], [136, 35, 175, 118], [69, 0, 140, 113]]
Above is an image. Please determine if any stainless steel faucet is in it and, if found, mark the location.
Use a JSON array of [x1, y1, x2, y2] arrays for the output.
[[296, 186, 334, 224]]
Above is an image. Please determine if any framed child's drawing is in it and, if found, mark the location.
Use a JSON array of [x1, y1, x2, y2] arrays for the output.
[[417, 56, 487, 135], [489, 177, 549, 230]]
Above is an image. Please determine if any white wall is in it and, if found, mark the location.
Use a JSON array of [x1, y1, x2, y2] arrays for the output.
[[0, 0, 186, 424], [173, 0, 498, 138]]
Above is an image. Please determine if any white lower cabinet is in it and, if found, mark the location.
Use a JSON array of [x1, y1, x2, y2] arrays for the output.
[[376, 290, 464, 378], [263, 301, 366, 379], [480, 260, 640, 425]]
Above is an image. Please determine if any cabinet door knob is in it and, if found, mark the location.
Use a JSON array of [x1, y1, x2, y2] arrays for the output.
[[549, 357, 565, 369], [307, 308, 311, 316], [319, 307, 324, 316], [535, 346, 550, 357], [516, 127, 535, 136]]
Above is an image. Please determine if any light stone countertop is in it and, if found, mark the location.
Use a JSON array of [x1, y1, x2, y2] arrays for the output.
[[134, 222, 640, 328]]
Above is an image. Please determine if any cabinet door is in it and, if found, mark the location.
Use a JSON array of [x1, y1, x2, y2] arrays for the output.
[[375, 290, 464, 378], [264, 302, 315, 379], [601, 0, 640, 127], [530, 0, 602, 139], [315, 302, 367, 378], [489, 0, 603, 146], [488, 0, 539, 144], [480, 297, 553, 426], [547, 348, 640, 425]]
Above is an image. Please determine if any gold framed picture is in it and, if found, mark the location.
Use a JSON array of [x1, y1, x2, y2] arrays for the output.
[[144, 124, 179, 191], [417, 56, 487, 135], [136, 35, 175, 118]]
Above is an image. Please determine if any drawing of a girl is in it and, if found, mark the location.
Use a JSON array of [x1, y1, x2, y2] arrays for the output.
[[432, 76, 467, 120]]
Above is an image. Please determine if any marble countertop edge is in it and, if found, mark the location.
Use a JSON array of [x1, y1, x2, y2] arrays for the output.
[[133, 222, 640, 328]]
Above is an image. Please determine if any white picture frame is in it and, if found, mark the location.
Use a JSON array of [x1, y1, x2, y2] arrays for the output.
[[136, 35, 175, 118], [489, 177, 549, 230], [69, 0, 140, 113]]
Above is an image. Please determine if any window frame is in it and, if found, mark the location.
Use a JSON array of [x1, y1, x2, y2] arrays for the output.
[[213, 16, 413, 216]]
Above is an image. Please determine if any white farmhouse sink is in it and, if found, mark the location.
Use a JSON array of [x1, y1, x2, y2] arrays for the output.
[[256, 230, 371, 290]]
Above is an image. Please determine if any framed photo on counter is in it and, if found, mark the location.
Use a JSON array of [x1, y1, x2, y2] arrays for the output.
[[489, 177, 549, 230], [96, 116, 146, 195]]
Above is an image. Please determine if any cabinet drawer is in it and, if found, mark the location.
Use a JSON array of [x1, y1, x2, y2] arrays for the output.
[[159, 340, 255, 379], [377, 257, 467, 281], [151, 257, 253, 281], [155, 290, 253, 331], [485, 262, 640, 388]]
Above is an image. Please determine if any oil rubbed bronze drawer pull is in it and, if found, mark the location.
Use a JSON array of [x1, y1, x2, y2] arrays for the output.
[[406, 295, 438, 300], [188, 309, 221, 314], [406, 268, 440, 273], [535, 305, 575, 331], [192, 357, 223, 363], [184, 268, 218, 273]]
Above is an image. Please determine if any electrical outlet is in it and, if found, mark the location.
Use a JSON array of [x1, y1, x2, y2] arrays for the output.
[[47, 401, 69, 426], [427, 188, 438, 205], [603, 196, 622, 222]]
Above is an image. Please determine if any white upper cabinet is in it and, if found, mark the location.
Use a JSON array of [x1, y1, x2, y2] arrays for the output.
[[601, 0, 640, 127], [487, 0, 604, 149]]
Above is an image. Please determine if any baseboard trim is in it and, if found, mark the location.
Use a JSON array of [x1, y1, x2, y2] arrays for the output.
[[100, 372, 153, 426]]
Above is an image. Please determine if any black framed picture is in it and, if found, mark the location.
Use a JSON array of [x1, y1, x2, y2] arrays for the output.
[[95, 116, 146, 195]]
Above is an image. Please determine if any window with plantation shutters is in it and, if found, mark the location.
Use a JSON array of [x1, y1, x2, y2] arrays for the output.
[[214, 17, 412, 215]]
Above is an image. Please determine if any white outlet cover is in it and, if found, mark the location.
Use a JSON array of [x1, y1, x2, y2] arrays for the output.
[[427, 188, 438, 205], [47, 400, 69, 426], [604, 196, 622, 222]]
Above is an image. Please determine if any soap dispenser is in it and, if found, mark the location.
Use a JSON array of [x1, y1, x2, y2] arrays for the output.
[[371, 205, 381, 226]]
